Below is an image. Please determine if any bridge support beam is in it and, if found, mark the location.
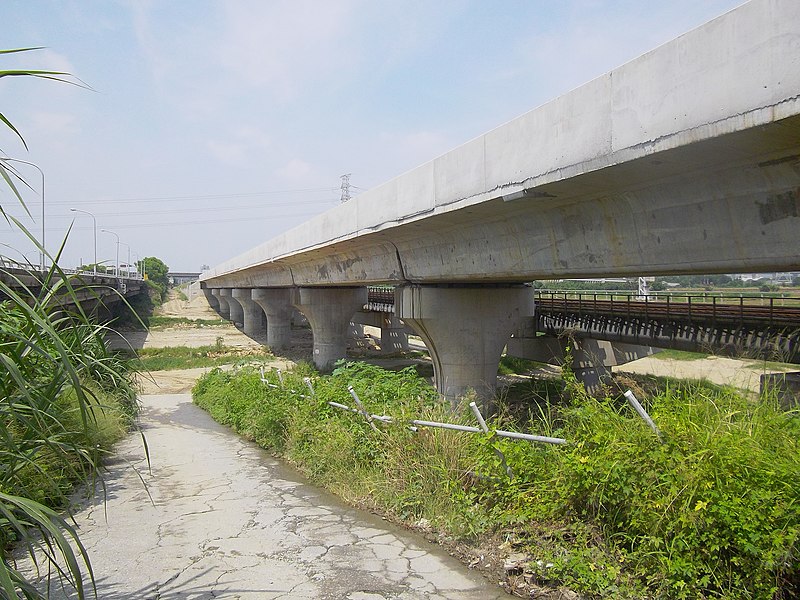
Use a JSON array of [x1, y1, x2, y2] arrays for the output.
[[232, 289, 267, 343], [395, 284, 533, 408], [252, 288, 294, 351], [292, 287, 368, 371], [203, 288, 220, 311], [220, 289, 243, 327], [211, 289, 230, 320]]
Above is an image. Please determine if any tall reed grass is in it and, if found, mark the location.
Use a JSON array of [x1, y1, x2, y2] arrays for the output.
[[1, 48, 140, 599]]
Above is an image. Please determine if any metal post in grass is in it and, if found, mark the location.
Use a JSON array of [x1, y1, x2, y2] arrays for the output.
[[347, 385, 380, 432], [303, 377, 315, 398], [624, 389, 662, 440], [470, 401, 513, 478]]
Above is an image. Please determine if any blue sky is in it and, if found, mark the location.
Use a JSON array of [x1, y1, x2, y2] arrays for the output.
[[2, 0, 744, 272]]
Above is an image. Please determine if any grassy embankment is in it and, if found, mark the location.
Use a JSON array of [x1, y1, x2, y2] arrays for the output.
[[193, 359, 799, 599]]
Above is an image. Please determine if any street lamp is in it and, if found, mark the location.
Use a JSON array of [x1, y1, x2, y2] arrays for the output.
[[69, 208, 97, 275], [133, 252, 146, 280], [101, 229, 119, 277], [1, 157, 46, 271], [119, 241, 131, 278]]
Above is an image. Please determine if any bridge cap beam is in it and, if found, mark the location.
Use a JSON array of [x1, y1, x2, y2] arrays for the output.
[[292, 287, 368, 372], [394, 284, 534, 409]]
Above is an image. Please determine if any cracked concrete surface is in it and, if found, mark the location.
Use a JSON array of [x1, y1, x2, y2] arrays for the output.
[[31, 394, 513, 599]]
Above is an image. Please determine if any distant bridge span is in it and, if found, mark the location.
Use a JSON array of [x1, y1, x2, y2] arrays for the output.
[[202, 0, 800, 402]]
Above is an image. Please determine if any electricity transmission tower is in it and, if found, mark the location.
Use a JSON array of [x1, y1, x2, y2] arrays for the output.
[[340, 173, 352, 203]]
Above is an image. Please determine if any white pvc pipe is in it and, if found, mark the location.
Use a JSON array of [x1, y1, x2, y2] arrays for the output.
[[495, 430, 567, 445], [624, 389, 662, 439]]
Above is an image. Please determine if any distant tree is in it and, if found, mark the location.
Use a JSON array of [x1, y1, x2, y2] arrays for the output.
[[139, 256, 169, 303]]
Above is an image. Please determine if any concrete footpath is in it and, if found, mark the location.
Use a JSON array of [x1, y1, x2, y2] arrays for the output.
[[38, 394, 512, 599]]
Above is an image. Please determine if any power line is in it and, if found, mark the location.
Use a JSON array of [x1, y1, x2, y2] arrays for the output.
[[10, 208, 332, 232], [5, 197, 340, 221], [44, 187, 340, 206]]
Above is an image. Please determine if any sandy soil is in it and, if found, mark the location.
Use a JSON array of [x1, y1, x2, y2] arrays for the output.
[[108, 289, 263, 350], [615, 354, 790, 393]]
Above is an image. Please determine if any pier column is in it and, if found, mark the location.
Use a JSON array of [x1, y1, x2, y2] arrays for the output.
[[203, 288, 220, 311], [220, 289, 243, 326], [232, 288, 267, 343], [211, 289, 230, 320], [381, 315, 409, 354], [252, 288, 294, 351], [395, 284, 533, 408], [292, 287, 368, 371]]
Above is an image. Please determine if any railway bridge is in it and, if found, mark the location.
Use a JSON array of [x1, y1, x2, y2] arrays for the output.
[[201, 0, 800, 403]]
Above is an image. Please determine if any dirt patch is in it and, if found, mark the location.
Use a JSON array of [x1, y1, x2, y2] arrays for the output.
[[614, 354, 789, 393]]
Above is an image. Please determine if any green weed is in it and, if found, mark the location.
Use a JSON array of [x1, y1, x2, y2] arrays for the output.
[[136, 344, 274, 371], [192, 361, 800, 599]]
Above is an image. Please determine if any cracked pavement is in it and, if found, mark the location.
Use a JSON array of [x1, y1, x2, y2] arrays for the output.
[[33, 394, 513, 599]]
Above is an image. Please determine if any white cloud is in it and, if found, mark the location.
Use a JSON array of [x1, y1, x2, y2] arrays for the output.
[[205, 127, 271, 166], [275, 158, 313, 181], [213, 0, 360, 99]]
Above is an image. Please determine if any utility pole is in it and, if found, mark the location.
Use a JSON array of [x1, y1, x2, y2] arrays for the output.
[[340, 173, 352, 203]]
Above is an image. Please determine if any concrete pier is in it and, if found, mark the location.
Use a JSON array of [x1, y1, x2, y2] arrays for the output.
[[292, 287, 368, 371], [220, 289, 243, 327], [380, 314, 409, 354], [203, 288, 220, 311], [252, 288, 294, 351], [395, 285, 533, 407], [211, 289, 230, 320], [232, 288, 266, 343]]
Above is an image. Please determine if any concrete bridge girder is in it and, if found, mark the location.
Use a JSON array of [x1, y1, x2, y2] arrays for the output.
[[232, 288, 267, 343], [395, 284, 534, 408], [291, 287, 368, 372]]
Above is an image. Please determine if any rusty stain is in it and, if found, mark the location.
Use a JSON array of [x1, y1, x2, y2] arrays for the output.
[[757, 189, 800, 225]]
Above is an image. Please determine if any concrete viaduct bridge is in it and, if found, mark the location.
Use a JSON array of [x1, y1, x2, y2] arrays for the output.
[[0, 264, 147, 321], [201, 0, 800, 402]]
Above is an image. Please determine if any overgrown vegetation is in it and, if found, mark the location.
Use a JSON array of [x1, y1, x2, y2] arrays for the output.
[[1, 48, 139, 599], [146, 316, 227, 329], [136, 343, 274, 371], [0, 251, 140, 600], [139, 256, 169, 304], [193, 361, 799, 599]]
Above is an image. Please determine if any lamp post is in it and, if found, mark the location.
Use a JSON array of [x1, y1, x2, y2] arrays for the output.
[[133, 252, 145, 280], [119, 241, 131, 278], [1, 157, 46, 271], [101, 229, 119, 277], [69, 208, 97, 274]]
